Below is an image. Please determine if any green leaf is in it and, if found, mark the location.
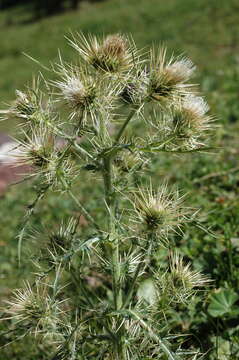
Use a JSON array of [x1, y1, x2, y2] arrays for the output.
[[211, 336, 231, 360], [208, 288, 239, 317]]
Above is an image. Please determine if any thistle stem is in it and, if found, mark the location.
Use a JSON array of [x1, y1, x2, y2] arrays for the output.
[[102, 155, 126, 359], [68, 190, 100, 231], [102, 156, 122, 308], [101, 105, 142, 359], [114, 106, 139, 144]]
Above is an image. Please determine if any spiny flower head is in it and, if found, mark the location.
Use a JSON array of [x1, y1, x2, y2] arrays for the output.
[[14, 126, 76, 190], [69, 33, 138, 73], [148, 47, 195, 105], [30, 218, 78, 264], [53, 63, 119, 126], [114, 150, 145, 173], [119, 251, 144, 281], [0, 85, 48, 124], [12, 90, 38, 118], [16, 127, 55, 169], [158, 252, 210, 303], [131, 183, 188, 241], [171, 95, 213, 146], [4, 282, 63, 337]]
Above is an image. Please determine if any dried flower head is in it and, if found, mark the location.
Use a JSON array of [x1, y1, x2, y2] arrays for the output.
[[131, 183, 188, 241], [148, 47, 195, 105], [69, 33, 138, 73]]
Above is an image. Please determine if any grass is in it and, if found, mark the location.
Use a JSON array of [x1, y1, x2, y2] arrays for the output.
[[0, 0, 239, 358]]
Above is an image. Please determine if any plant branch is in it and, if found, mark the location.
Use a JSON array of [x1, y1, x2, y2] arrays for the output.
[[114, 106, 139, 144], [68, 190, 100, 231]]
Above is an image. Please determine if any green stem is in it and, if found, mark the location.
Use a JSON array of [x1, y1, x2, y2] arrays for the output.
[[122, 262, 142, 309], [102, 157, 121, 308], [102, 155, 126, 359], [114, 106, 139, 144], [101, 106, 142, 359]]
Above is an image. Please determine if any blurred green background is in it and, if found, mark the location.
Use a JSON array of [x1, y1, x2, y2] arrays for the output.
[[0, 0, 239, 359]]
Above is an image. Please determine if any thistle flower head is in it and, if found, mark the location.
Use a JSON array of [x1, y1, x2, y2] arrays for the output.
[[53, 63, 119, 126], [165, 251, 210, 303], [69, 33, 138, 73], [148, 47, 195, 104], [14, 126, 76, 190], [119, 251, 144, 281], [12, 90, 38, 118], [4, 282, 63, 337], [131, 183, 188, 241], [16, 127, 55, 168], [0, 82, 47, 124], [172, 95, 213, 146], [55, 68, 95, 114], [114, 150, 145, 173], [30, 218, 78, 264]]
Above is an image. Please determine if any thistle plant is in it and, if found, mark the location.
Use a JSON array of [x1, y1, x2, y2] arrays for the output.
[[1, 33, 214, 359]]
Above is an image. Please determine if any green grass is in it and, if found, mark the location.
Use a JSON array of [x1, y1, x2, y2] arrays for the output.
[[0, 0, 239, 358]]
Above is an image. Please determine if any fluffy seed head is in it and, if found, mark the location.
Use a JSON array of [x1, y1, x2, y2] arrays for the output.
[[165, 58, 195, 84]]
